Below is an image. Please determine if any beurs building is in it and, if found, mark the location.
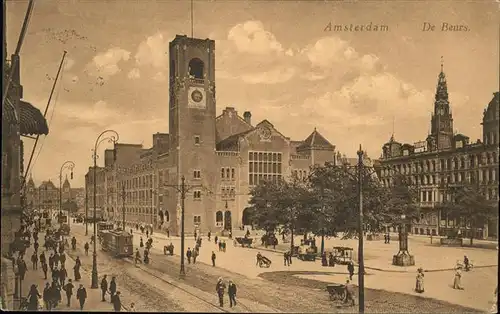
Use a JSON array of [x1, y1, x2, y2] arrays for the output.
[[85, 35, 344, 236]]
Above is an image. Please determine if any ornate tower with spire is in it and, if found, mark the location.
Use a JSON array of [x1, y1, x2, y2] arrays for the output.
[[429, 57, 454, 150], [62, 175, 71, 203]]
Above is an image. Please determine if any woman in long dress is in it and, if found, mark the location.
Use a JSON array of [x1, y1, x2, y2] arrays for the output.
[[415, 268, 425, 293], [27, 284, 41, 311], [453, 268, 464, 290]]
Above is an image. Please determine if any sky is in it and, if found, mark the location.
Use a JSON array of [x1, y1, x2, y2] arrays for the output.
[[6, 0, 499, 188]]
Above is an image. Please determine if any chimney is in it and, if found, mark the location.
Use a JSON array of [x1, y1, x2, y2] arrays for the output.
[[243, 111, 252, 125]]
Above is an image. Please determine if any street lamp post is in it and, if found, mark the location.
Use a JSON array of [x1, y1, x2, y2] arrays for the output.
[[356, 146, 366, 313], [59, 161, 75, 229], [121, 184, 126, 229], [91, 130, 119, 289]]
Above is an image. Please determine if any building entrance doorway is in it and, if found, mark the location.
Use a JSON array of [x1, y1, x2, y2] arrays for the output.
[[224, 211, 232, 231]]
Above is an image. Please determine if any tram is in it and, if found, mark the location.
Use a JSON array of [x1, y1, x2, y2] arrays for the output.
[[100, 229, 134, 257], [97, 222, 115, 242]]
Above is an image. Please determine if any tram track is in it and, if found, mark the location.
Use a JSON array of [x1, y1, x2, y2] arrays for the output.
[[125, 257, 256, 313]]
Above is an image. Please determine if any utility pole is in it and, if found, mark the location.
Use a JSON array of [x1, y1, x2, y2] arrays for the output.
[[164, 175, 205, 276], [121, 184, 126, 230], [85, 187, 88, 236], [357, 145, 365, 313]]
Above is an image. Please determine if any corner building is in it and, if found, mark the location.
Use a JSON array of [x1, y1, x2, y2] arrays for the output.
[[377, 63, 499, 239], [87, 35, 342, 236]]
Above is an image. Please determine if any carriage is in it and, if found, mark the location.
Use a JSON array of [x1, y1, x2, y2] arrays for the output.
[[234, 237, 253, 248], [331, 247, 353, 265], [100, 229, 134, 257], [326, 283, 346, 301], [59, 223, 70, 236], [297, 240, 318, 261], [258, 255, 272, 268]]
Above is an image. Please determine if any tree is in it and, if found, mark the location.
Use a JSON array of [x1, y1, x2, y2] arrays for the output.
[[308, 163, 419, 241], [439, 183, 497, 245], [62, 199, 79, 213], [248, 176, 316, 250]]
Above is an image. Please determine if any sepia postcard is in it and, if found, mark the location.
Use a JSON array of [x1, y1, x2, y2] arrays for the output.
[[1, 0, 498, 312]]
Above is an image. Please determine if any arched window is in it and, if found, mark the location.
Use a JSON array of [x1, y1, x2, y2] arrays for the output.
[[188, 58, 204, 79], [215, 211, 223, 223]]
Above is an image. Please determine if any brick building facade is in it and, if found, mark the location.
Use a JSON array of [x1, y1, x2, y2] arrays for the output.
[[377, 63, 499, 239], [85, 35, 344, 236]]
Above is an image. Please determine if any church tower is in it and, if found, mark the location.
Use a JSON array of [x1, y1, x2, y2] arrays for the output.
[[168, 35, 217, 234], [430, 58, 454, 150]]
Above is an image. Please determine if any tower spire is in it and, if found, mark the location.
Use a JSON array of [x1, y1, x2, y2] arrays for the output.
[[440, 55, 443, 73]]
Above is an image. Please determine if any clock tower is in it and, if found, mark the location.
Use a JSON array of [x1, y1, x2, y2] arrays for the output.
[[430, 58, 454, 150], [168, 35, 217, 234]]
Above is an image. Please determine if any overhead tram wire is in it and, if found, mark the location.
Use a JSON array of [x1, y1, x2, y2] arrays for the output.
[[23, 51, 68, 187], [28, 62, 66, 177]]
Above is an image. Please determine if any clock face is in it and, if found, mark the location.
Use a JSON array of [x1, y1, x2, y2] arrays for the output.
[[191, 90, 203, 103]]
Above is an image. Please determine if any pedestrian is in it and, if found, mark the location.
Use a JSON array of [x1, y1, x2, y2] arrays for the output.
[[31, 252, 38, 270], [208, 231, 211, 241], [54, 251, 60, 268], [194, 231, 197, 240], [63, 279, 74, 307], [26, 284, 41, 311], [140, 237, 144, 248], [415, 268, 424, 293], [43, 282, 51, 310], [76, 284, 87, 310], [143, 248, 149, 264], [344, 279, 356, 306], [50, 281, 61, 308], [387, 233, 390, 244], [347, 261, 355, 281], [84, 242, 89, 256], [101, 275, 108, 301], [109, 276, 117, 302], [39, 251, 46, 268], [215, 235, 218, 244], [34, 241, 39, 252], [328, 252, 335, 267], [384, 234, 388, 244], [216, 277, 226, 307], [228, 280, 237, 307], [146, 230, 149, 238], [211, 251, 216, 267], [112, 291, 122, 312], [166, 228, 170, 238], [60, 252, 66, 269], [218, 241, 222, 252], [74, 257, 82, 281], [71, 237, 77, 250], [135, 249, 141, 265], [453, 268, 464, 290], [284, 251, 290, 266], [60, 266, 68, 287], [192, 248, 198, 264], [18, 258, 27, 281], [49, 253, 54, 270], [463, 255, 470, 272], [186, 248, 192, 264], [321, 252, 327, 267], [256, 252, 262, 267], [42, 261, 48, 279]]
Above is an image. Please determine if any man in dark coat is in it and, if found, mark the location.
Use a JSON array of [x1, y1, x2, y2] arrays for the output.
[[100, 275, 108, 301], [31, 252, 38, 270], [71, 237, 77, 250], [48, 253, 54, 270], [42, 261, 48, 279], [63, 279, 74, 307], [347, 261, 355, 281], [76, 284, 87, 310], [84, 242, 89, 255], [39, 251, 46, 268], [34, 241, 39, 252], [43, 282, 51, 310], [111, 291, 122, 311], [186, 248, 192, 264], [109, 276, 117, 302], [53, 252, 60, 268], [60, 252, 67, 269], [228, 280, 237, 307], [216, 278, 226, 307], [18, 259, 27, 281], [59, 266, 68, 287], [211, 251, 216, 267]]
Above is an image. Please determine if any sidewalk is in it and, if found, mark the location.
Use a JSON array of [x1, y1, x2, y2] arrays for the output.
[[20, 239, 125, 312]]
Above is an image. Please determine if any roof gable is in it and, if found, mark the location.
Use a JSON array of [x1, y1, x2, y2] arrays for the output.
[[298, 128, 334, 150]]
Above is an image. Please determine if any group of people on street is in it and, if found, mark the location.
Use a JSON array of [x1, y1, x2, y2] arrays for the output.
[[100, 275, 122, 311], [215, 277, 238, 308], [383, 233, 391, 244]]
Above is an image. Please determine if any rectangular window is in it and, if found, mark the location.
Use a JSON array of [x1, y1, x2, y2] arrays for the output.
[[221, 168, 225, 179], [248, 152, 282, 185], [231, 168, 235, 179], [193, 170, 201, 179], [194, 135, 200, 145], [226, 168, 230, 179], [193, 190, 201, 200], [194, 215, 201, 224]]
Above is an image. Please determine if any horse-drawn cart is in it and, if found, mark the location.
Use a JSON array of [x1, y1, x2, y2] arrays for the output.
[[326, 283, 346, 301], [234, 237, 253, 248]]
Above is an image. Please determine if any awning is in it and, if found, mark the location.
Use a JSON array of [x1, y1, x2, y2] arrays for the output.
[[3, 98, 49, 135]]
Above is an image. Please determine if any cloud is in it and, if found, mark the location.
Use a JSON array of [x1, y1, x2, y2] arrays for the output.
[[127, 68, 141, 79], [57, 100, 122, 132], [242, 67, 296, 84], [64, 58, 75, 70], [152, 72, 166, 82], [135, 32, 169, 68], [87, 47, 131, 77], [227, 20, 284, 55]]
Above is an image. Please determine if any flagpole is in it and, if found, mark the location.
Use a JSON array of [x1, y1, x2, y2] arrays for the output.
[[191, 0, 194, 38]]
